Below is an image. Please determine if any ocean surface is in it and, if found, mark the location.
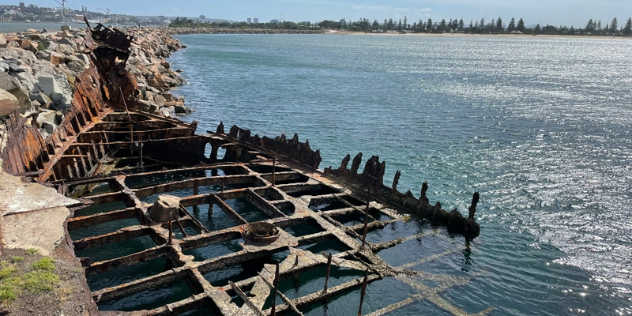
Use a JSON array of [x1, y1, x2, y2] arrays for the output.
[[167, 34, 632, 315]]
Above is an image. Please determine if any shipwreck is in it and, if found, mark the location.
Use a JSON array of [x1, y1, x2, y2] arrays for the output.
[[0, 24, 488, 315]]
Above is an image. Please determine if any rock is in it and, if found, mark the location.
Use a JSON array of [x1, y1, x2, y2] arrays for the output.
[[162, 76, 178, 87], [174, 104, 192, 114], [66, 60, 86, 73], [137, 99, 158, 114], [19, 39, 37, 54], [0, 34, 6, 48], [30, 91, 53, 109], [25, 29, 38, 34], [76, 53, 90, 66], [153, 94, 166, 107], [49, 52, 64, 66], [0, 72, 31, 113], [28, 34, 45, 41], [4, 58, 27, 73], [175, 69, 183, 73], [159, 107, 171, 117], [0, 88, 19, 117], [35, 110, 58, 133], [58, 37, 76, 50], [37, 74, 72, 109], [54, 111, 63, 125], [35, 50, 51, 62], [2, 48, 38, 67], [40, 40, 58, 51], [56, 44, 74, 56], [149, 195, 181, 222]]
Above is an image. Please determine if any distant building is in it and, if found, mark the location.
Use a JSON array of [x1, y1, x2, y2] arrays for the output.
[[253, 18, 258, 23], [270, 19, 279, 24], [19, 2, 24, 11], [340, 19, 346, 25], [73, 14, 85, 22], [199, 15, 206, 20], [247, 18, 251, 23]]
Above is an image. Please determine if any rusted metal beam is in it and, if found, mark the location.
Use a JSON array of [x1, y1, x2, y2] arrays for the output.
[[229, 281, 266, 316]]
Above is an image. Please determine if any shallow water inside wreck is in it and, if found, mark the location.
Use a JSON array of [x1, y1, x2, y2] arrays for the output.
[[165, 34, 632, 314]]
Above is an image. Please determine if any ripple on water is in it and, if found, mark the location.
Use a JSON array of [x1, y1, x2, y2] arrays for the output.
[[168, 34, 632, 313]]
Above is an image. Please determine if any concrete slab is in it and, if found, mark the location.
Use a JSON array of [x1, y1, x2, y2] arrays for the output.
[[1, 206, 70, 255], [0, 171, 78, 215]]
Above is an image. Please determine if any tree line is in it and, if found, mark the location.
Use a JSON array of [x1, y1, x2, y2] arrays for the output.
[[170, 16, 632, 36], [336, 16, 632, 36]]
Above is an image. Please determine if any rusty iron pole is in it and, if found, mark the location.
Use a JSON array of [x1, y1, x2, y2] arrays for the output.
[[193, 180, 200, 213], [272, 156, 276, 186], [271, 261, 280, 316], [358, 271, 369, 316], [324, 252, 332, 292], [361, 200, 370, 249], [138, 134, 143, 167], [173, 215, 188, 238], [168, 218, 173, 245], [207, 196, 213, 217], [128, 124, 134, 157]]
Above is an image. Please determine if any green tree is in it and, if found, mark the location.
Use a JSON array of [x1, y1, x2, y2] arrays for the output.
[[534, 23, 541, 34], [480, 18, 485, 33], [440, 19, 447, 32], [469, 20, 473, 33], [496, 17, 503, 32], [610, 17, 618, 34], [508, 17, 516, 32], [624, 17, 632, 36], [586, 19, 594, 33], [597, 20, 602, 33], [403, 16, 407, 29], [517, 18, 525, 32], [373, 20, 380, 29], [427, 18, 433, 32], [459, 19, 464, 31]]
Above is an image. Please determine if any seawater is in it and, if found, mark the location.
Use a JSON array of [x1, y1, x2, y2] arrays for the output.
[[167, 34, 632, 315]]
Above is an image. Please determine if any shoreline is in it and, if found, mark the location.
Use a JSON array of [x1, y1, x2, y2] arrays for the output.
[[164, 26, 628, 40], [324, 30, 627, 40]]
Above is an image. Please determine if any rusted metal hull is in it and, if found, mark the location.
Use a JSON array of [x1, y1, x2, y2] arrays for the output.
[[1, 24, 485, 315]]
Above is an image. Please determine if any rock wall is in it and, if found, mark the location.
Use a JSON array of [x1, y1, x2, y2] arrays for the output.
[[0, 25, 192, 169]]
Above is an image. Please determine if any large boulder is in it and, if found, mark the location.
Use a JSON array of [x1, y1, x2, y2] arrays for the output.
[[0, 34, 6, 48], [56, 44, 74, 56], [0, 72, 31, 113], [19, 39, 37, 54], [149, 195, 181, 222], [36, 74, 72, 110], [0, 88, 19, 117]]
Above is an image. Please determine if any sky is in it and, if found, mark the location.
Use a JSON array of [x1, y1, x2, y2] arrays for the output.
[[16, 0, 632, 28]]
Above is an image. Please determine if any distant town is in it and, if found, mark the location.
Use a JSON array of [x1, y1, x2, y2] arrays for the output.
[[2, 2, 632, 37]]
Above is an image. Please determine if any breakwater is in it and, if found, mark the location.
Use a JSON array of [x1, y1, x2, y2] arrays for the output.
[[0, 25, 191, 164]]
